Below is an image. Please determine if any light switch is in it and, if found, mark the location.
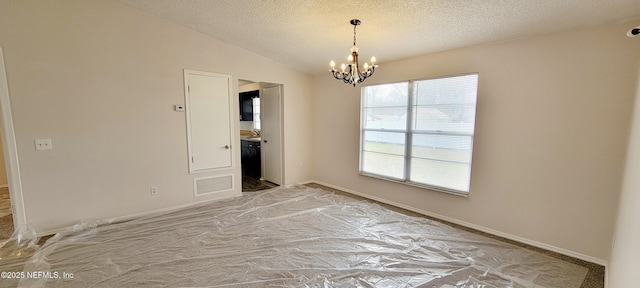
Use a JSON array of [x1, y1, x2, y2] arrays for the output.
[[35, 138, 52, 151], [175, 105, 185, 112]]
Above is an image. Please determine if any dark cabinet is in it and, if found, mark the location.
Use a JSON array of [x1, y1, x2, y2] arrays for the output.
[[239, 90, 259, 121], [241, 140, 261, 179]]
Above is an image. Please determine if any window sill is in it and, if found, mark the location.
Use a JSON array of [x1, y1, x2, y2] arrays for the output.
[[358, 172, 470, 198]]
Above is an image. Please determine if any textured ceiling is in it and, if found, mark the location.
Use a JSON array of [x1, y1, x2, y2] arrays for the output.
[[119, 0, 640, 75]]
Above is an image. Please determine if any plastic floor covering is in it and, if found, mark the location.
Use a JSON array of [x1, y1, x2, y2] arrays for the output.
[[1, 186, 587, 287], [0, 189, 11, 219]]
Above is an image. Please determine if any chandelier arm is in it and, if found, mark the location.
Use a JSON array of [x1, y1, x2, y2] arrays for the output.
[[357, 66, 376, 84], [331, 64, 361, 86], [343, 72, 352, 84], [358, 68, 367, 80], [332, 71, 348, 82]]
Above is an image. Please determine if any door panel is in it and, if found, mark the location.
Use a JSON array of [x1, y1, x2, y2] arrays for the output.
[[185, 71, 232, 173], [261, 86, 282, 185]]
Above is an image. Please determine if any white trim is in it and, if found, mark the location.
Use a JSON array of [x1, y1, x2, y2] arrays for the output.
[[38, 189, 240, 237], [0, 48, 27, 230], [358, 172, 470, 197], [302, 180, 607, 266]]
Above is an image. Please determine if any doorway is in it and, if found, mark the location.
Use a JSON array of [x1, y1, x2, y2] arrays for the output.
[[238, 80, 284, 192], [0, 132, 11, 240]]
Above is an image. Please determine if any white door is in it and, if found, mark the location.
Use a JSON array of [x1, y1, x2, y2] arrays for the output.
[[261, 85, 283, 185], [184, 70, 233, 173]]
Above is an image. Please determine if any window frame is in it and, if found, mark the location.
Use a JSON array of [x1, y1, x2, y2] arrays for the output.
[[359, 73, 479, 197]]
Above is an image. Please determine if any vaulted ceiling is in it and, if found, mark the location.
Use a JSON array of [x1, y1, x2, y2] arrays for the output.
[[120, 0, 640, 75]]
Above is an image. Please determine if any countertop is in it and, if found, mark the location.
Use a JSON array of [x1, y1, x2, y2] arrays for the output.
[[241, 136, 261, 143]]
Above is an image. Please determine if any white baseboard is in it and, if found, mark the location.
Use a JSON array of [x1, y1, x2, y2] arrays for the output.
[[37, 226, 68, 238], [302, 180, 607, 267], [37, 190, 241, 237]]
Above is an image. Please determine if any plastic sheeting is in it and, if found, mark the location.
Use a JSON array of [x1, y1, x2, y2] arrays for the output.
[[0, 189, 11, 218], [3, 186, 587, 287], [0, 226, 40, 288]]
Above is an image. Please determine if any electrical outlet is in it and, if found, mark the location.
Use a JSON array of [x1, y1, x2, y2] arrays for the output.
[[150, 186, 158, 195], [35, 138, 53, 151]]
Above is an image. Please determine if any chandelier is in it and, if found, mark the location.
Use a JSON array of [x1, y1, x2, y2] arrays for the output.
[[329, 19, 378, 86]]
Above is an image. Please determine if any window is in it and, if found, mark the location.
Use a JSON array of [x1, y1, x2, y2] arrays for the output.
[[252, 97, 261, 130], [360, 74, 478, 195]]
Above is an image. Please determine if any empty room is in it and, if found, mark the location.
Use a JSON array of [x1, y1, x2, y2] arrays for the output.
[[1, 0, 640, 287]]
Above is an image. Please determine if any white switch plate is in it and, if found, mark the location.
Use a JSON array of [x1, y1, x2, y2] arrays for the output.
[[35, 138, 53, 151]]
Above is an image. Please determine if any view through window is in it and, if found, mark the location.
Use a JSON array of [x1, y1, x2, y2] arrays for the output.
[[360, 74, 478, 194]]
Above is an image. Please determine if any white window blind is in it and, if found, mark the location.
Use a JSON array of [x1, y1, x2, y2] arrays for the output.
[[252, 97, 261, 130], [360, 74, 478, 195]]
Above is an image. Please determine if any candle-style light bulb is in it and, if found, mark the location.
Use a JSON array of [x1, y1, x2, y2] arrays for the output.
[[330, 60, 336, 71], [364, 63, 369, 70], [341, 63, 346, 73], [348, 55, 353, 62], [371, 56, 376, 64]]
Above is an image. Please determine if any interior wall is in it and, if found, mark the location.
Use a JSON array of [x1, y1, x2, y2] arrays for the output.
[[0, 0, 313, 233], [609, 61, 640, 287], [311, 20, 640, 262]]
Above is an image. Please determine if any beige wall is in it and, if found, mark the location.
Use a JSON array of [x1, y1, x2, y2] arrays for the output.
[[2, 0, 639, 268], [0, 0, 314, 233], [312, 21, 640, 262], [609, 64, 640, 287]]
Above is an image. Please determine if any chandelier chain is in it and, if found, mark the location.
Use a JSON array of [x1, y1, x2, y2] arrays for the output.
[[353, 25, 357, 46]]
